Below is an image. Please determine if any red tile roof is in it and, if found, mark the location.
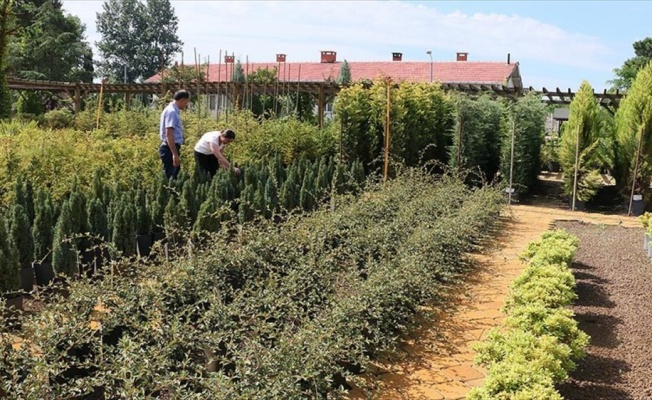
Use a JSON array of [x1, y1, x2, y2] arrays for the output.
[[146, 61, 519, 86]]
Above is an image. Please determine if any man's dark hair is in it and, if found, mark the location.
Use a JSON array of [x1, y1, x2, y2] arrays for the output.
[[173, 90, 191, 100], [222, 129, 236, 139]]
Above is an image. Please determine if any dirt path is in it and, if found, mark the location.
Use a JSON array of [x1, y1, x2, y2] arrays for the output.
[[348, 204, 640, 400]]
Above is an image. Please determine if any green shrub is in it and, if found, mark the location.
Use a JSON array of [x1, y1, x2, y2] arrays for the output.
[[42, 108, 74, 129]]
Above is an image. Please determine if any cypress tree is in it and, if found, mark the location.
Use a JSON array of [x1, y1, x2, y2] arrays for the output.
[[8, 204, 33, 268], [264, 175, 279, 218], [32, 189, 54, 262], [300, 167, 315, 211], [24, 180, 35, 225], [52, 201, 78, 277], [238, 184, 255, 223], [0, 216, 20, 292], [88, 198, 109, 242], [134, 188, 151, 236]]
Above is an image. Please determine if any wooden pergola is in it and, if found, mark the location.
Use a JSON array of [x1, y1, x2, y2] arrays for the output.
[[7, 77, 626, 125]]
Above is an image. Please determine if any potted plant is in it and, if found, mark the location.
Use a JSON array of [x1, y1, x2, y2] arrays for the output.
[[8, 204, 34, 294], [32, 190, 55, 286], [1, 220, 23, 312], [135, 188, 153, 258]]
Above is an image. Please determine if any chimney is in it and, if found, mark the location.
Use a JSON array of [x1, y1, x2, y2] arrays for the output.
[[320, 50, 337, 63], [224, 55, 235, 64], [276, 53, 286, 62], [392, 52, 403, 62], [507, 53, 511, 65], [456, 52, 468, 62]]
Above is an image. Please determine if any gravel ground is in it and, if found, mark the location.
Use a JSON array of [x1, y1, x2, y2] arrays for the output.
[[555, 221, 652, 400]]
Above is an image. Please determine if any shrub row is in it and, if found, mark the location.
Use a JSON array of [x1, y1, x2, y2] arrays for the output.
[[468, 230, 589, 400], [0, 155, 365, 293], [0, 169, 503, 399]]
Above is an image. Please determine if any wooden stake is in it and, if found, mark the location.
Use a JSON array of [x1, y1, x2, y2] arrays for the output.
[[384, 77, 391, 185], [96, 79, 105, 130]]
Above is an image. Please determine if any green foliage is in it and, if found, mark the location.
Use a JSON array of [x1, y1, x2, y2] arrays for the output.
[[52, 200, 78, 277], [500, 93, 547, 195], [0, 214, 20, 292], [450, 93, 502, 183], [471, 229, 587, 400], [42, 108, 74, 129], [559, 81, 611, 201], [32, 189, 54, 261], [0, 170, 504, 397], [337, 79, 455, 173], [611, 37, 652, 90], [337, 59, 351, 86], [0, 0, 13, 120], [7, 203, 33, 267], [96, 0, 182, 82], [8, 0, 93, 82], [614, 62, 652, 197]]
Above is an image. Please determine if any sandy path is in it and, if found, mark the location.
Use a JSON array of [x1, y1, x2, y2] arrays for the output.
[[348, 204, 640, 400]]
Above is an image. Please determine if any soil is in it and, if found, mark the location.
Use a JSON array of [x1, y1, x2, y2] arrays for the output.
[[555, 221, 652, 400], [347, 204, 644, 400]]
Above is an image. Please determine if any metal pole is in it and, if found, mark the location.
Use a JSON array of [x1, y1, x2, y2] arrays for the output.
[[571, 123, 582, 211], [384, 78, 391, 185], [628, 125, 645, 216], [426, 50, 433, 82], [508, 112, 515, 205]]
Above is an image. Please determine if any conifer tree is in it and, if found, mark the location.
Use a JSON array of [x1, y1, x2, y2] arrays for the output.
[[0, 215, 20, 292], [8, 204, 33, 268], [88, 198, 109, 242], [52, 201, 78, 277], [264, 175, 279, 218], [32, 189, 54, 263]]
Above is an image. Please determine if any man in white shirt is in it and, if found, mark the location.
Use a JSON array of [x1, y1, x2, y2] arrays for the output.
[[194, 129, 241, 177]]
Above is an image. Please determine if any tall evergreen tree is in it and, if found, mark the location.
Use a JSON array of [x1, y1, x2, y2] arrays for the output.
[[615, 62, 652, 199], [337, 59, 351, 86], [0, 0, 15, 120], [559, 81, 610, 202], [96, 0, 182, 82]]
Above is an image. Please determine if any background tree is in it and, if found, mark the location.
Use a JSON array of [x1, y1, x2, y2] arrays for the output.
[[559, 81, 611, 203], [246, 67, 279, 118], [500, 92, 547, 195], [614, 62, 652, 202], [0, 0, 15, 119], [9, 0, 93, 82], [337, 59, 351, 86], [611, 37, 652, 90], [96, 0, 182, 82], [7, 0, 93, 114]]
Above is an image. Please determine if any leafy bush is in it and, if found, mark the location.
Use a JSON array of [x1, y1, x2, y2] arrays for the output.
[[42, 108, 74, 129], [0, 169, 504, 398], [470, 229, 588, 400]]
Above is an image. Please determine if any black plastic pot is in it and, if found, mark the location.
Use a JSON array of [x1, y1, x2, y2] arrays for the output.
[[136, 233, 153, 258], [20, 265, 34, 293], [33, 261, 55, 286]]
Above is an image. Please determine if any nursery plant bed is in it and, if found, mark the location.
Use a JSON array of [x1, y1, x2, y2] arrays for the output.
[[555, 221, 652, 400]]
